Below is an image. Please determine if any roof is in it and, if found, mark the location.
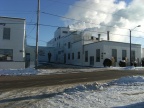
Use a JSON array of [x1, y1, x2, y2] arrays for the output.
[[0, 16, 25, 20], [84, 40, 141, 46]]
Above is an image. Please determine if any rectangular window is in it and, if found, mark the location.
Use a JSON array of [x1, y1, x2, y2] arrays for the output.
[[3, 28, 10, 40], [85, 51, 88, 62], [68, 42, 71, 49], [72, 53, 74, 60], [131, 50, 135, 62], [78, 52, 80, 59], [122, 50, 127, 60], [0, 49, 13, 61], [68, 53, 70, 60], [63, 31, 68, 33], [112, 49, 117, 62], [96, 49, 100, 62]]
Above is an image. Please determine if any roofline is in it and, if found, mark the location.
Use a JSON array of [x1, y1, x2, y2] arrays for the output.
[[84, 40, 141, 46], [0, 16, 25, 20]]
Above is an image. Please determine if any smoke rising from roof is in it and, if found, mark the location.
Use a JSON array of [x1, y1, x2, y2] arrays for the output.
[[63, 0, 144, 43]]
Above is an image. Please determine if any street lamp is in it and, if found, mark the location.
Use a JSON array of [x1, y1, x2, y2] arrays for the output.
[[129, 25, 141, 66]]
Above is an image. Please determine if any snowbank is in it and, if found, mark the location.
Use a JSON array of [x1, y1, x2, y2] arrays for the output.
[[0, 68, 38, 76], [109, 76, 144, 86], [0, 66, 144, 76]]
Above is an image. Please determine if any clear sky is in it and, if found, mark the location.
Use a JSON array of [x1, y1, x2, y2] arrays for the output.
[[0, 0, 77, 46], [0, 0, 144, 47]]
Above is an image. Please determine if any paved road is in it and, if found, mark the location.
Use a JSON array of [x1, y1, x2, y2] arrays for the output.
[[0, 70, 144, 91]]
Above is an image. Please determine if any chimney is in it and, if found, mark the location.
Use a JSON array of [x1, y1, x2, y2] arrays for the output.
[[107, 31, 110, 41], [98, 34, 101, 41]]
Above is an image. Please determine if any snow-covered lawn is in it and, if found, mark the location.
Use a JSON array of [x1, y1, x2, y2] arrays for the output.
[[0, 76, 144, 108]]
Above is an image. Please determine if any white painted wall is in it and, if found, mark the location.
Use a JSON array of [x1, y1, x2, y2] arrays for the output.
[[0, 62, 25, 69], [47, 27, 142, 67], [0, 17, 25, 69], [142, 48, 144, 58], [26, 46, 55, 67], [84, 41, 141, 67]]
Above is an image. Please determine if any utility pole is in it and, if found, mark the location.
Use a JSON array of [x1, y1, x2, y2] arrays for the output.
[[129, 25, 140, 66], [130, 30, 131, 66], [35, 0, 40, 69]]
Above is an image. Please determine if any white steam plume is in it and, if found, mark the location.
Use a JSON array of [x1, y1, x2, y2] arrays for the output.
[[63, 0, 144, 44]]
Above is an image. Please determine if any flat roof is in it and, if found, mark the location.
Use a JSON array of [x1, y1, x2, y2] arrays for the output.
[[84, 40, 141, 46], [0, 16, 25, 20]]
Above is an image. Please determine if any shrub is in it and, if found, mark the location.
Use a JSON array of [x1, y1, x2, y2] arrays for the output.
[[103, 58, 112, 67], [119, 60, 126, 67]]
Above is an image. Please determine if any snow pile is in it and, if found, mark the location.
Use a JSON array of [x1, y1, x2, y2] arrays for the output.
[[63, 82, 104, 94], [0, 68, 38, 76], [109, 76, 144, 86], [111, 66, 144, 70]]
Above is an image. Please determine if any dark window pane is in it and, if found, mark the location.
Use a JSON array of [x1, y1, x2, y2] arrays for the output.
[[112, 49, 117, 62], [85, 51, 88, 62], [0, 49, 13, 61], [3, 28, 10, 40], [78, 52, 80, 59], [122, 50, 127, 60], [96, 49, 100, 62]]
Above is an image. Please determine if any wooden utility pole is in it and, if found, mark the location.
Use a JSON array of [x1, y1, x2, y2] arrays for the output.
[[35, 0, 40, 68]]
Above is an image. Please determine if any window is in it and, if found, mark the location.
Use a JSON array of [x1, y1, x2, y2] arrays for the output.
[[0, 49, 13, 61], [85, 51, 88, 62], [131, 50, 135, 62], [68, 42, 71, 49], [68, 53, 70, 60], [112, 49, 117, 62], [78, 52, 80, 59], [59, 43, 60, 47], [91, 36, 94, 40], [63, 31, 68, 33], [3, 28, 10, 40], [122, 50, 127, 60], [96, 49, 100, 62], [72, 53, 74, 60]]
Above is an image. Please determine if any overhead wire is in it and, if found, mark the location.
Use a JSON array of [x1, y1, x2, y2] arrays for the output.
[[41, 11, 144, 34]]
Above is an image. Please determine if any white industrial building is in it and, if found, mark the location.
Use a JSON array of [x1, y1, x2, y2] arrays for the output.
[[0, 16, 142, 69], [0, 16, 26, 69], [47, 27, 141, 67], [25, 46, 55, 67]]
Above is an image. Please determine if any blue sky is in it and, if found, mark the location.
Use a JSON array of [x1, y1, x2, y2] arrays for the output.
[[1, 0, 143, 47], [0, 0, 77, 46]]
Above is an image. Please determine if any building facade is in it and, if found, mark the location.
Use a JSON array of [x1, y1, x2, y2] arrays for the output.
[[25, 46, 55, 67], [0, 16, 26, 69], [47, 27, 142, 67]]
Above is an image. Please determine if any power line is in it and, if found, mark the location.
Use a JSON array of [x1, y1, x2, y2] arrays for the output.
[[26, 35, 48, 43], [41, 11, 144, 34]]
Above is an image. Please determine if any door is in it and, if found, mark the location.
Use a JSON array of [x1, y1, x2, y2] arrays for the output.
[[25, 53, 30, 68], [90, 56, 94, 66], [64, 53, 66, 64]]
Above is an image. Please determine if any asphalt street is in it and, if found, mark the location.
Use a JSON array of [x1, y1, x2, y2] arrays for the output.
[[0, 70, 144, 91]]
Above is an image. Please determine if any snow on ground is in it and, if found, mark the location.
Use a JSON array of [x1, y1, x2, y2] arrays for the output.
[[0, 66, 144, 76], [1, 76, 144, 108]]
